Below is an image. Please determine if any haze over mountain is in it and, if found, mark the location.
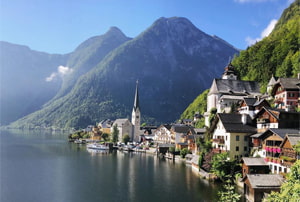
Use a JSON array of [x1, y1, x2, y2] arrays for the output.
[[5, 17, 239, 129], [0, 41, 68, 125]]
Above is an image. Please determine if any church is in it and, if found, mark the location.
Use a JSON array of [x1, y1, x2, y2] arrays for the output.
[[111, 80, 141, 142], [204, 63, 261, 127]]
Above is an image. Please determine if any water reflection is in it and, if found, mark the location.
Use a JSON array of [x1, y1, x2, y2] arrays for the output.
[[1, 129, 222, 202]]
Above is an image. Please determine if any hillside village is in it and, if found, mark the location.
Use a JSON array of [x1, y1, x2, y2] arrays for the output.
[[72, 62, 300, 202]]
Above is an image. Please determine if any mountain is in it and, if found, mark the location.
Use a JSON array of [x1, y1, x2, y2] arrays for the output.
[[52, 27, 132, 100], [232, 0, 300, 92], [181, 0, 300, 122], [0, 41, 68, 125], [9, 17, 239, 129]]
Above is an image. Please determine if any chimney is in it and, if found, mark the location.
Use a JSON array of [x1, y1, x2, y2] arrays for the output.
[[241, 113, 247, 125]]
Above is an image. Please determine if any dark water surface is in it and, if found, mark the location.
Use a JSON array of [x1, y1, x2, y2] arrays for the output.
[[0, 130, 222, 202]]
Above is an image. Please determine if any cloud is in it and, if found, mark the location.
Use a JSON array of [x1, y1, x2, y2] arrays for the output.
[[45, 65, 73, 82], [245, 19, 277, 46], [46, 72, 58, 82]]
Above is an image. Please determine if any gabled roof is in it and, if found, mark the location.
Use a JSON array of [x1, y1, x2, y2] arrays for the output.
[[255, 106, 300, 120], [217, 113, 257, 133], [280, 134, 300, 147], [171, 124, 196, 134], [267, 75, 277, 86], [243, 174, 284, 189], [275, 77, 300, 90], [113, 118, 132, 126], [242, 157, 268, 166], [260, 128, 300, 140], [209, 79, 261, 96]]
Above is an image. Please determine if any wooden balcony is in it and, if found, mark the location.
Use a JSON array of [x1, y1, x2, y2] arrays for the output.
[[212, 138, 225, 144]]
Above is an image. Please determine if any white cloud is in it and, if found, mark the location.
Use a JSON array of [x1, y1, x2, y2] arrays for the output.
[[45, 65, 73, 82], [46, 72, 58, 82], [245, 19, 277, 46]]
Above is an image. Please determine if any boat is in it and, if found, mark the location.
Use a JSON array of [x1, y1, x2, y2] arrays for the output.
[[86, 143, 109, 150]]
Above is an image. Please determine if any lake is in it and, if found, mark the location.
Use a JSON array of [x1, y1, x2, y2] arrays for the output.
[[0, 129, 222, 202]]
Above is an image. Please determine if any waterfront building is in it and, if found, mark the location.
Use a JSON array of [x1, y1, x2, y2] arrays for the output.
[[242, 174, 284, 202]]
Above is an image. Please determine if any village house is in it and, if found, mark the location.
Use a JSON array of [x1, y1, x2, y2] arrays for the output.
[[255, 106, 300, 133], [238, 97, 270, 119], [279, 134, 300, 172], [171, 124, 197, 152], [205, 62, 261, 127], [210, 113, 257, 160], [251, 128, 299, 174], [98, 119, 113, 134], [241, 157, 269, 178], [242, 174, 284, 202], [153, 124, 172, 144], [271, 77, 300, 111]]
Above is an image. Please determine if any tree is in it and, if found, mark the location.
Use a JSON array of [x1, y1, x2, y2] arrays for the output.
[[180, 148, 191, 158], [122, 134, 130, 145], [264, 160, 300, 202], [218, 179, 241, 202], [101, 133, 110, 141], [112, 124, 119, 144], [211, 152, 240, 182]]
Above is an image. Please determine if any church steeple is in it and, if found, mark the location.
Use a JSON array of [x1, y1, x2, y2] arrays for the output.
[[222, 62, 237, 80], [132, 80, 141, 141], [133, 80, 140, 112]]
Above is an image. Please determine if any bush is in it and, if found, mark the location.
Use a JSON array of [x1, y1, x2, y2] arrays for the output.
[[180, 148, 191, 158]]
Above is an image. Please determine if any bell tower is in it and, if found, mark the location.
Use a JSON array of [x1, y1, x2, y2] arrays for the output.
[[132, 80, 141, 141]]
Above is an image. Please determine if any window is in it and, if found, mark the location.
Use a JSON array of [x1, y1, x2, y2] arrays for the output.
[[236, 135, 240, 141], [236, 146, 239, 151], [244, 136, 248, 141], [244, 146, 247, 151]]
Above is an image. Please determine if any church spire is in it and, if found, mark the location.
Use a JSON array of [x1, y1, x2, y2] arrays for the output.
[[133, 80, 140, 111]]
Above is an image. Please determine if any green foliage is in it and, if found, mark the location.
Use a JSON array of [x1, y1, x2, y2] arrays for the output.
[[218, 179, 241, 202], [264, 160, 300, 202], [122, 134, 130, 144], [211, 153, 240, 181], [102, 133, 110, 141], [180, 89, 209, 124], [112, 124, 119, 144], [232, 0, 300, 93], [169, 146, 175, 154], [180, 148, 191, 158]]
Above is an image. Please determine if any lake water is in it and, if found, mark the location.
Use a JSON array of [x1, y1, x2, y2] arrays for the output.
[[0, 130, 222, 202]]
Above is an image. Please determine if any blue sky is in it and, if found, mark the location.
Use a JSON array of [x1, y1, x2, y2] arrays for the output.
[[0, 0, 294, 54]]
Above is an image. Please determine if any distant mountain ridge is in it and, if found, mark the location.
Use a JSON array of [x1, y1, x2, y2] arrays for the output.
[[0, 41, 68, 125], [5, 17, 239, 129]]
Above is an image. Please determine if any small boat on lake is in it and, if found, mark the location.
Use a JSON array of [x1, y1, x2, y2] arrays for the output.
[[86, 143, 109, 150]]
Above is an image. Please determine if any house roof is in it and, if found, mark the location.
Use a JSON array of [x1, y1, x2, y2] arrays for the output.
[[267, 75, 277, 86], [217, 113, 257, 133], [171, 124, 196, 134], [242, 157, 268, 166], [113, 118, 131, 126], [261, 128, 300, 139], [282, 134, 300, 146], [243, 98, 257, 106], [244, 174, 284, 189], [209, 79, 261, 96], [275, 78, 300, 90]]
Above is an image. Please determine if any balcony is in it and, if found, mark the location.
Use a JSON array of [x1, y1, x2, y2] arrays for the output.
[[212, 138, 225, 144]]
